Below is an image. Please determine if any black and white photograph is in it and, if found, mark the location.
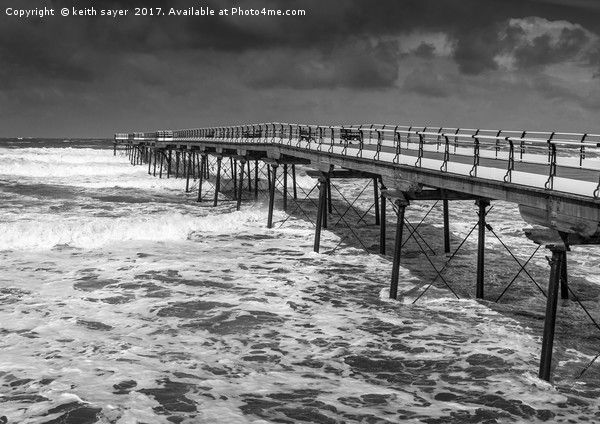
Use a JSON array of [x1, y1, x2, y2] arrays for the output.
[[1, 0, 600, 422]]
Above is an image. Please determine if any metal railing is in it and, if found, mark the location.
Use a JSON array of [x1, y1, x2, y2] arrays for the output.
[[115, 122, 600, 199]]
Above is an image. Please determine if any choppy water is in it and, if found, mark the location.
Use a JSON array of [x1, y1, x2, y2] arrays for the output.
[[0, 139, 599, 423]]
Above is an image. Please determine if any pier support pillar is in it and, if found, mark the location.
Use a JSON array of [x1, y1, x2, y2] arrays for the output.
[[167, 150, 172, 178], [191, 152, 196, 180], [196, 153, 201, 179], [476, 199, 490, 299], [379, 179, 387, 255], [390, 198, 409, 299], [292, 164, 298, 200], [314, 177, 328, 253], [539, 247, 564, 382], [327, 178, 332, 217], [213, 156, 222, 207], [267, 164, 278, 228], [283, 164, 288, 212], [254, 160, 259, 198], [185, 152, 192, 193], [159, 151, 164, 178], [322, 176, 331, 229], [148, 149, 152, 175], [237, 158, 246, 211], [153, 150, 158, 176], [247, 161, 252, 193], [205, 155, 210, 179], [232, 159, 237, 200], [443, 199, 450, 254], [197, 155, 206, 202], [560, 251, 569, 299], [374, 178, 380, 226]]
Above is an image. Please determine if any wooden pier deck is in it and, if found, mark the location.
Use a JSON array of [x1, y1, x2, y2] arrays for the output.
[[114, 122, 600, 382]]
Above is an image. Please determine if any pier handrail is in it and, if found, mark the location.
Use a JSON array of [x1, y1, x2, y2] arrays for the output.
[[115, 122, 600, 199]]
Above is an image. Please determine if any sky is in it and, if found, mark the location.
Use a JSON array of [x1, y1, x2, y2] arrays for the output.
[[1, 0, 600, 138]]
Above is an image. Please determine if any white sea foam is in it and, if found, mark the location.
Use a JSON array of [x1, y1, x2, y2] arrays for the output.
[[0, 208, 272, 251], [0, 147, 138, 178], [1, 144, 600, 423]]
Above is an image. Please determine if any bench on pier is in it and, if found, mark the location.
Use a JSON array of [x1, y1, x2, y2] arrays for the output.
[[299, 128, 314, 142], [242, 129, 263, 138], [340, 128, 362, 144]]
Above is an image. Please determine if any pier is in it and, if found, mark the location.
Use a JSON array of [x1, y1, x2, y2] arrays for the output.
[[114, 122, 600, 382]]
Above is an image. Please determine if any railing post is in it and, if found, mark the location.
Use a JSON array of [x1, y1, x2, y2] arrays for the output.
[[374, 129, 382, 161], [393, 128, 401, 164], [545, 142, 557, 190], [504, 138, 514, 182], [357, 125, 363, 158], [579, 133, 587, 167], [440, 135, 450, 172], [470, 136, 480, 177], [415, 133, 424, 167], [328, 126, 334, 154]]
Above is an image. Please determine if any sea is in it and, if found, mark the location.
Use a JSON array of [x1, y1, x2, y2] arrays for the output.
[[0, 138, 599, 423]]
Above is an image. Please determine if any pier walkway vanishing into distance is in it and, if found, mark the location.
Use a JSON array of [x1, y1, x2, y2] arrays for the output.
[[114, 122, 600, 383]]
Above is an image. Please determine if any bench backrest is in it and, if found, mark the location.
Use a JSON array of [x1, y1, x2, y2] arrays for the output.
[[340, 128, 363, 141]]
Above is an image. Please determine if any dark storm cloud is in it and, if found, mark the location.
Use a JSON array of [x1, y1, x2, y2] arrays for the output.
[[241, 37, 400, 89], [584, 44, 600, 77], [0, 16, 96, 85], [2, 0, 600, 91], [412, 43, 436, 59], [528, 0, 600, 10], [453, 27, 504, 75], [504, 20, 591, 69]]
